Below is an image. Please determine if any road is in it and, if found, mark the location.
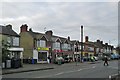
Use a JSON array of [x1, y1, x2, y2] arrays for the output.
[[2, 60, 119, 78]]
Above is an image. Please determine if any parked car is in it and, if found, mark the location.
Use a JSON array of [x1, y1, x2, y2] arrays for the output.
[[111, 54, 119, 60], [108, 57, 111, 61], [83, 57, 90, 61], [102, 56, 111, 61], [64, 57, 70, 63], [54, 57, 64, 64], [93, 56, 99, 61]]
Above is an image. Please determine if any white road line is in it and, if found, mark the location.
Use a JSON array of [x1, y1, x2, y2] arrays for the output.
[[55, 72, 64, 76], [65, 70, 76, 73], [77, 69, 83, 71], [92, 66, 96, 68], [108, 66, 118, 69], [35, 66, 96, 78]]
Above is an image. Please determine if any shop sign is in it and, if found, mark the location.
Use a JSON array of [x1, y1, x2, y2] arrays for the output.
[[53, 49, 63, 52], [37, 47, 49, 51]]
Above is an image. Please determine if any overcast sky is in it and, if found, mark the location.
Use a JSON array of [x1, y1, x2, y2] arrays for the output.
[[0, 0, 119, 47]]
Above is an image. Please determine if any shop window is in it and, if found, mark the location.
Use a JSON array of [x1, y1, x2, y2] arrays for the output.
[[38, 52, 47, 61]]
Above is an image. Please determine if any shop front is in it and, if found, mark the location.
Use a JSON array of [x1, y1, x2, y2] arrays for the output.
[[5, 47, 24, 68], [52, 49, 74, 63], [33, 47, 49, 63]]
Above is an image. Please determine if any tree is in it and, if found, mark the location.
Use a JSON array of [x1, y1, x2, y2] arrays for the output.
[[2, 40, 11, 62]]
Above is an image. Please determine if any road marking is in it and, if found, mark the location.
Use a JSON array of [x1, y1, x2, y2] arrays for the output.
[[92, 66, 96, 68], [108, 66, 118, 69], [109, 75, 111, 79], [55, 72, 64, 76], [35, 66, 97, 78], [65, 70, 76, 73], [77, 69, 83, 71]]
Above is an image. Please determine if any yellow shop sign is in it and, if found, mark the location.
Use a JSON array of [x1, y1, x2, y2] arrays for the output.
[[37, 47, 49, 51]]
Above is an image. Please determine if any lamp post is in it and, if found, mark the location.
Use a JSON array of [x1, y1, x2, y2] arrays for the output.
[[81, 25, 83, 63]]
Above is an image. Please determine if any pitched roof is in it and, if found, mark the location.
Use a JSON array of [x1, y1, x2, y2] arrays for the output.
[[94, 42, 104, 48], [71, 40, 79, 45], [28, 30, 71, 43], [0, 25, 19, 37], [84, 41, 98, 47], [51, 35, 71, 44]]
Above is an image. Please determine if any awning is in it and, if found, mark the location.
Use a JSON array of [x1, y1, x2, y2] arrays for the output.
[[8, 47, 24, 52]]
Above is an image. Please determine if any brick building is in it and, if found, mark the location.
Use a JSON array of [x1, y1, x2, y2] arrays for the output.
[[19, 24, 74, 63]]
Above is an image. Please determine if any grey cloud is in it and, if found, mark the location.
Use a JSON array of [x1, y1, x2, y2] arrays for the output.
[[1, 2, 118, 46]]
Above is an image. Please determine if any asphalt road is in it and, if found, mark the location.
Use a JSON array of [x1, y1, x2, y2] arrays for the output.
[[2, 60, 119, 78]]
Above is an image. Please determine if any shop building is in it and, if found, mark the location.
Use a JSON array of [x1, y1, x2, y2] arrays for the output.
[[0, 24, 24, 68], [19, 24, 74, 63]]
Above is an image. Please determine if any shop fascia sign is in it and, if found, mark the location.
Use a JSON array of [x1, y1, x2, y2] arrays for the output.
[[54, 49, 63, 52], [37, 47, 49, 51]]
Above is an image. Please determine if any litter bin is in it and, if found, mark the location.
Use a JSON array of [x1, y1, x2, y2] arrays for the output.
[[6, 60, 11, 69], [15, 59, 20, 68], [2, 62, 5, 69], [11, 59, 20, 68], [32, 59, 34, 64]]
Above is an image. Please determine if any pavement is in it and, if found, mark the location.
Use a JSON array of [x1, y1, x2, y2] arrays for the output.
[[2, 60, 102, 75], [2, 63, 58, 75]]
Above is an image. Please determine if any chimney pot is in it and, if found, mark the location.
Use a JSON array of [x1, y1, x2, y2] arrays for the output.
[[85, 36, 89, 42], [20, 24, 28, 32]]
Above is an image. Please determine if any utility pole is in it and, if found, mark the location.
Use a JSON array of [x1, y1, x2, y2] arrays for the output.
[[81, 25, 83, 63]]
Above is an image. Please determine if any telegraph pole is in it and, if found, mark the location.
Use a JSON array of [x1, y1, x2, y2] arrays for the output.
[[81, 25, 83, 63]]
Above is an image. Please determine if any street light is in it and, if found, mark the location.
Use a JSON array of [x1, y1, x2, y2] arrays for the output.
[[81, 25, 83, 63]]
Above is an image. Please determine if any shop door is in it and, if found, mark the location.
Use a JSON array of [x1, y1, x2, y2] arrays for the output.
[[38, 52, 47, 61]]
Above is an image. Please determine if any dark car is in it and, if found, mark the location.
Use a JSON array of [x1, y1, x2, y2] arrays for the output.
[[64, 57, 70, 63]]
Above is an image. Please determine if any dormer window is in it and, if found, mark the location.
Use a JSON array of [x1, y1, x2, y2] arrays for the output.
[[37, 40, 46, 47], [53, 42, 60, 50]]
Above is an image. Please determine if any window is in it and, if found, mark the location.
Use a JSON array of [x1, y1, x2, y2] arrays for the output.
[[88, 47, 94, 51], [96, 48, 99, 52], [37, 40, 46, 47], [12, 37, 19, 46], [7, 36, 11, 44], [68, 44, 71, 50], [64, 43, 68, 49], [53, 42, 60, 50]]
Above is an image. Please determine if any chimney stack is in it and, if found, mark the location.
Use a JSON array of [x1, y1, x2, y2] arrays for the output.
[[20, 24, 28, 33], [45, 30, 53, 36], [29, 28, 33, 32], [6, 24, 12, 29], [97, 40, 100, 43], [68, 36, 70, 41], [85, 36, 89, 42], [105, 43, 108, 45], [100, 41, 103, 44]]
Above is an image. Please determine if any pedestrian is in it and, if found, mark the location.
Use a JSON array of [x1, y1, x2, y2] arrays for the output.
[[90, 56, 94, 62], [47, 56, 50, 63], [49, 55, 52, 63], [103, 56, 109, 66]]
